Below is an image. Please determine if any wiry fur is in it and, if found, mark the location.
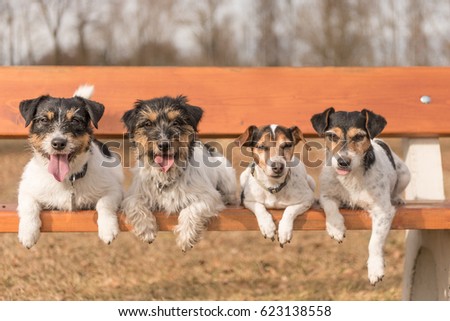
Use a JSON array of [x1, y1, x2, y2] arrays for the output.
[[311, 108, 410, 285], [17, 85, 123, 248], [238, 124, 315, 246], [121, 96, 237, 251]]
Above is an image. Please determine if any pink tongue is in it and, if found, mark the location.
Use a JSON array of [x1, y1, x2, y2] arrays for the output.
[[154, 155, 175, 173], [336, 168, 351, 176], [48, 154, 70, 182]]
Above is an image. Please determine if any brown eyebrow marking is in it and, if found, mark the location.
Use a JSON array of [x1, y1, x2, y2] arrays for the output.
[[167, 110, 180, 121], [141, 108, 158, 122], [327, 127, 343, 137], [66, 107, 80, 120], [347, 127, 367, 138], [46, 111, 54, 120]]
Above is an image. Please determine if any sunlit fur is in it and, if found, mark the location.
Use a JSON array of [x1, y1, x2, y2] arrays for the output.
[[237, 124, 315, 246], [311, 107, 411, 285], [17, 86, 123, 248], [122, 96, 237, 251]]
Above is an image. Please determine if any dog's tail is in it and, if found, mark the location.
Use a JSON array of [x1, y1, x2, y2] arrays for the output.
[[73, 84, 94, 99]]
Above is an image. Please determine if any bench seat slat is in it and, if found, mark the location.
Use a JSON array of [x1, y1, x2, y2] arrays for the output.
[[1, 202, 449, 233], [2, 67, 450, 137]]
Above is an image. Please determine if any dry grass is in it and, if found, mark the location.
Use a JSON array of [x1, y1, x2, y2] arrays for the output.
[[0, 138, 448, 301], [0, 231, 405, 300]]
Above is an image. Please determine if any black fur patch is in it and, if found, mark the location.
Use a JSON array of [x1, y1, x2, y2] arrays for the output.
[[94, 139, 112, 158], [375, 140, 396, 170], [363, 145, 376, 172]]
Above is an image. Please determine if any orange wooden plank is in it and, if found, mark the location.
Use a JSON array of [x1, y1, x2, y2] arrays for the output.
[[1, 202, 449, 233], [1, 67, 450, 138]]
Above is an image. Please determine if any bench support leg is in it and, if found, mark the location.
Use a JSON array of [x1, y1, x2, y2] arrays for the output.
[[402, 138, 449, 300]]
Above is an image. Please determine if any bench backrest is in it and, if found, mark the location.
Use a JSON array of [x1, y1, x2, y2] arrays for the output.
[[1, 67, 449, 138]]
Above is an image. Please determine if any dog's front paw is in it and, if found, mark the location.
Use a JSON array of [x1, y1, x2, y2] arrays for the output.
[[278, 218, 294, 247], [257, 216, 276, 240], [326, 216, 346, 243], [367, 256, 385, 285], [175, 229, 199, 253], [97, 215, 119, 245], [18, 219, 41, 249], [132, 216, 158, 244], [391, 197, 406, 206]]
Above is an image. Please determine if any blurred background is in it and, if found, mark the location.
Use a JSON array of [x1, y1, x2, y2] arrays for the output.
[[1, 0, 450, 66], [0, 0, 449, 301]]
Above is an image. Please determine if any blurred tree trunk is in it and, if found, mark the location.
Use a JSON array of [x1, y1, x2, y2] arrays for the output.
[[4, 2, 14, 65], [189, 0, 239, 66], [297, 0, 374, 66], [37, 0, 68, 65], [407, 0, 429, 65], [21, 6, 36, 64], [255, 0, 280, 66]]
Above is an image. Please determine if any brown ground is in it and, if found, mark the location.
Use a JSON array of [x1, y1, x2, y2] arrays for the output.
[[0, 137, 448, 300]]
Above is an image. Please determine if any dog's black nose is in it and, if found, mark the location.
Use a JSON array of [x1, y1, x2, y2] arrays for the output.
[[157, 140, 171, 152], [271, 162, 285, 174], [337, 157, 351, 168], [51, 138, 67, 151]]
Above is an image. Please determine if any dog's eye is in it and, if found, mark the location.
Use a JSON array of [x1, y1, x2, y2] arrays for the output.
[[37, 117, 49, 125], [256, 145, 269, 151], [142, 120, 153, 128], [172, 119, 182, 126], [71, 118, 81, 126], [326, 133, 339, 142], [353, 134, 366, 142], [282, 143, 293, 149]]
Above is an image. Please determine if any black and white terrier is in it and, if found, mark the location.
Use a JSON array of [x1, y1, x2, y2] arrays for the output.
[[121, 96, 237, 251], [237, 125, 315, 246], [311, 107, 410, 284], [17, 85, 123, 248]]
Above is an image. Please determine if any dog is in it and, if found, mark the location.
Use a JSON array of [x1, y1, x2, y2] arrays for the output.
[[121, 95, 237, 251], [17, 85, 123, 248], [237, 124, 315, 246], [310, 107, 410, 285]]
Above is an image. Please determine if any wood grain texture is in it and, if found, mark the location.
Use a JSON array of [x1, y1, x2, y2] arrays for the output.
[[1, 67, 450, 138], [1, 202, 449, 233]]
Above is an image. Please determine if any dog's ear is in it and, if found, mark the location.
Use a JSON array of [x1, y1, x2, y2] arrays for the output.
[[175, 95, 203, 131], [19, 95, 49, 127], [235, 125, 258, 147], [361, 109, 386, 139], [82, 98, 105, 129], [310, 107, 335, 136], [289, 126, 311, 150], [121, 106, 139, 134], [185, 104, 203, 131]]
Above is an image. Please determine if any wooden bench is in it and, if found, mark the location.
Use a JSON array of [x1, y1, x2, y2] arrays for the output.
[[0, 67, 449, 300]]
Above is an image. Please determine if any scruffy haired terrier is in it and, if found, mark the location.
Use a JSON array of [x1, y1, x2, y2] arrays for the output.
[[311, 107, 410, 284], [237, 124, 315, 246], [17, 85, 123, 248], [121, 96, 237, 251]]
